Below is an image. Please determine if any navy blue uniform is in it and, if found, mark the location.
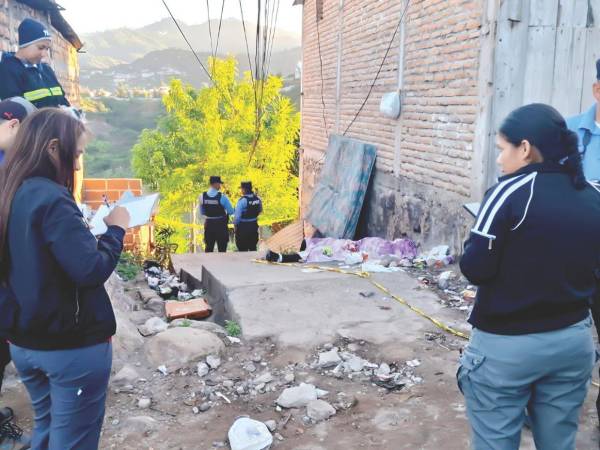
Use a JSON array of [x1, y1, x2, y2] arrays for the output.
[[234, 193, 263, 251], [200, 189, 234, 253], [0, 52, 69, 108]]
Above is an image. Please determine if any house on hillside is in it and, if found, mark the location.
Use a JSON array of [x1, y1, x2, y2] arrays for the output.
[[294, 0, 600, 251], [0, 0, 82, 104]]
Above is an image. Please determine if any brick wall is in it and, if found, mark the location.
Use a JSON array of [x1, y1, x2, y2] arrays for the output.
[[82, 178, 154, 253], [299, 0, 484, 249], [0, 0, 80, 105]]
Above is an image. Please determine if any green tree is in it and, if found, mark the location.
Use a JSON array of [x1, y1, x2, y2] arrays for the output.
[[132, 57, 300, 252]]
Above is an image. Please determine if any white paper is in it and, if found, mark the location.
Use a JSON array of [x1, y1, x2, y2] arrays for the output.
[[89, 193, 160, 236]]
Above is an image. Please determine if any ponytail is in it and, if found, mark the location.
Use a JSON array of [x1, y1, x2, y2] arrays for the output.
[[560, 129, 586, 190]]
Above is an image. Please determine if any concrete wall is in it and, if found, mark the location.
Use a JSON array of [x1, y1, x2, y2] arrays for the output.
[[299, 0, 484, 250], [0, 0, 80, 105]]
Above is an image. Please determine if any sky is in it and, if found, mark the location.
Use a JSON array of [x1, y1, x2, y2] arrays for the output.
[[59, 0, 302, 35]]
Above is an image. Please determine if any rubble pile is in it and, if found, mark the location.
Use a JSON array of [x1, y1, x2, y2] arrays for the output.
[[142, 262, 206, 302], [312, 341, 423, 391]]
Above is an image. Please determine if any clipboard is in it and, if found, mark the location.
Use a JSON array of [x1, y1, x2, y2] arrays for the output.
[[89, 192, 160, 236]]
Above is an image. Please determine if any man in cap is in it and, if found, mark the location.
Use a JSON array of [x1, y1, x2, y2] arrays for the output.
[[234, 181, 263, 252], [0, 97, 36, 164], [199, 176, 234, 253], [0, 18, 70, 108], [567, 58, 600, 425]]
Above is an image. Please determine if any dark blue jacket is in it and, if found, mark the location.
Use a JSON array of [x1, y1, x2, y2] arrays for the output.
[[0, 177, 124, 350], [460, 163, 600, 335], [0, 52, 69, 108]]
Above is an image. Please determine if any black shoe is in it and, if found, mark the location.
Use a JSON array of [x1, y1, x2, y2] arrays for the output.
[[0, 421, 31, 450], [265, 250, 280, 263], [0, 409, 13, 427]]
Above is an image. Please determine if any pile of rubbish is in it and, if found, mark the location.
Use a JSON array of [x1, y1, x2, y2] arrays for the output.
[[142, 262, 205, 301], [312, 342, 423, 391]]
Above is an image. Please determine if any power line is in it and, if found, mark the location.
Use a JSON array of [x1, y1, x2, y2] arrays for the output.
[[215, 0, 226, 56], [161, 0, 213, 82], [343, 0, 411, 136]]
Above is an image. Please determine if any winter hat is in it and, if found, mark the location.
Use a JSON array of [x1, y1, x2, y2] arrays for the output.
[[0, 98, 31, 122], [18, 19, 51, 48]]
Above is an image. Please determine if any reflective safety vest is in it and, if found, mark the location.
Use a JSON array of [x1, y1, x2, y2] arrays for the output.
[[0, 53, 70, 108]]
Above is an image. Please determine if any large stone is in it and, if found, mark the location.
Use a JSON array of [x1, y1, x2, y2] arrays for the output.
[[145, 298, 165, 316], [317, 349, 341, 369], [112, 365, 141, 387], [144, 327, 225, 370], [168, 319, 227, 336], [137, 288, 158, 304], [138, 317, 168, 337], [276, 383, 318, 409], [307, 400, 336, 422]]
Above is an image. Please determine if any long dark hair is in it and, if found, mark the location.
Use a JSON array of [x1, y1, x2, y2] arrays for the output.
[[499, 103, 585, 189], [0, 108, 86, 278]]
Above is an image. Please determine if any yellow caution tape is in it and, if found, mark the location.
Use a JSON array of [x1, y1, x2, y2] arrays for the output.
[[253, 259, 470, 341]]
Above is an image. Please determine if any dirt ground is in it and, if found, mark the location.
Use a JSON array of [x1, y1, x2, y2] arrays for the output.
[[1, 264, 599, 450]]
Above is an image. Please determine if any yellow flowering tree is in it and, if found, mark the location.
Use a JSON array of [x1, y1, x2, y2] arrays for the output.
[[132, 57, 300, 252]]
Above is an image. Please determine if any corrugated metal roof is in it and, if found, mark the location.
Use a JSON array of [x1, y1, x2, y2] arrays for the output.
[[16, 0, 82, 50]]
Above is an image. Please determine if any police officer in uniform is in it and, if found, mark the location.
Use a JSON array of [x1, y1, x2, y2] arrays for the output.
[[0, 19, 70, 108], [234, 181, 263, 251], [199, 176, 234, 253]]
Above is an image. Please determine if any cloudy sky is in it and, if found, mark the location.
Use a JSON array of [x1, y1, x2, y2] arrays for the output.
[[59, 0, 302, 35]]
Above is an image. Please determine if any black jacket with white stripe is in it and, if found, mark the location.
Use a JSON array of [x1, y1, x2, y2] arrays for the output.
[[460, 162, 600, 335]]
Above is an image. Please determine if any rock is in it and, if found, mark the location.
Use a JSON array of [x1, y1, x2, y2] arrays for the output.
[[264, 420, 277, 432], [276, 383, 318, 408], [145, 298, 165, 316], [345, 356, 366, 373], [406, 359, 421, 368], [376, 363, 391, 378], [137, 288, 158, 304], [307, 400, 336, 422], [254, 372, 273, 385], [206, 354, 221, 369], [197, 362, 210, 377], [223, 380, 234, 388], [138, 398, 151, 409], [199, 402, 211, 412], [192, 407, 199, 414], [138, 317, 168, 337], [236, 385, 245, 395], [252, 354, 262, 363], [323, 343, 333, 351], [316, 388, 329, 398], [243, 362, 257, 373], [157, 365, 168, 375], [437, 271, 455, 290], [274, 433, 284, 442], [167, 319, 227, 336], [317, 349, 341, 369], [123, 416, 158, 434], [144, 328, 225, 370], [112, 365, 141, 387], [334, 392, 358, 410], [227, 336, 241, 344], [284, 373, 295, 384]]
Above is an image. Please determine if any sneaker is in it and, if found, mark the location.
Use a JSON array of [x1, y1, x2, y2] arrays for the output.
[[0, 422, 31, 450]]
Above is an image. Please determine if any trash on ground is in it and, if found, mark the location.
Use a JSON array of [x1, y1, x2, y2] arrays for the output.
[[228, 417, 273, 450]]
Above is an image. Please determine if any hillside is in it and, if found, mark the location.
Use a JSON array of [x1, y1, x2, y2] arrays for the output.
[[80, 18, 301, 70], [80, 47, 302, 91]]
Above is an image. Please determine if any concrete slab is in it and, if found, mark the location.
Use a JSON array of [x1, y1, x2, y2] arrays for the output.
[[171, 252, 599, 448]]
